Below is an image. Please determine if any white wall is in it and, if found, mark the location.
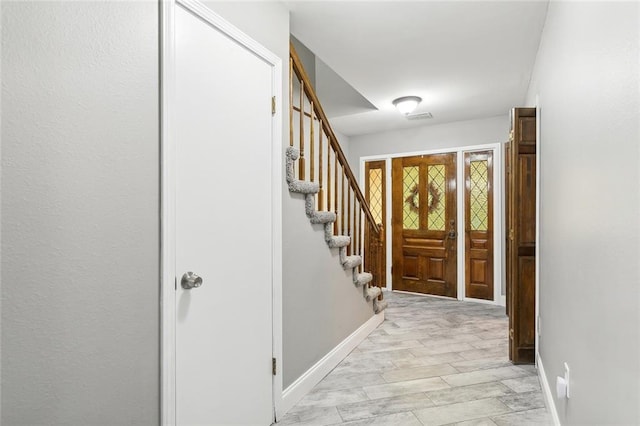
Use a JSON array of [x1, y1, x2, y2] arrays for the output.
[[206, 2, 374, 391], [347, 115, 508, 178], [1, 2, 159, 424], [335, 129, 351, 162], [291, 35, 316, 87], [526, 2, 640, 424]]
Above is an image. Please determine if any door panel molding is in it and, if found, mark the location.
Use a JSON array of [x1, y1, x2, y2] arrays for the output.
[[160, 1, 283, 424]]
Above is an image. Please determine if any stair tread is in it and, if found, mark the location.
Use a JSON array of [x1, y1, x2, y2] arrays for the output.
[[366, 286, 382, 300], [286, 146, 299, 159], [342, 255, 362, 269], [374, 299, 388, 314], [328, 235, 350, 247], [285, 147, 300, 184], [354, 272, 373, 286], [310, 211, 337, 224], [289, 180, 320, 194]]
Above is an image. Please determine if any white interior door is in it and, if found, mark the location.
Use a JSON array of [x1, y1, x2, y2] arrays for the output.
[[174, 4, 274, 425]]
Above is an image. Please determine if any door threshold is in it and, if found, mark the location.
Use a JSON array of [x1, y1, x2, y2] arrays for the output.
[[392, 290, 458, 301], [463, 297, 500, 306]]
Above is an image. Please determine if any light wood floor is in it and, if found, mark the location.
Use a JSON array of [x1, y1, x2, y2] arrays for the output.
[[280, 291, 551, 425]]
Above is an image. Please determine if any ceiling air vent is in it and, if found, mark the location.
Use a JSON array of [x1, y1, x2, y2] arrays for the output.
[[406, 112, 433, 121]]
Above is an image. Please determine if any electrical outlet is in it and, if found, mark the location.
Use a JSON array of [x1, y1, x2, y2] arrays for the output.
[[556, 363, 571, 399], [564, 362, 570, 398]]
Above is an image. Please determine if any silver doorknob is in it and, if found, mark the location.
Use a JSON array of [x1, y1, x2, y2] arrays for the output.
[[181, 272, 203, 290]]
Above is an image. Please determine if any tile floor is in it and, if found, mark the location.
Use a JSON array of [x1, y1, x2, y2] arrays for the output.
[[279, 291, 551, 426]]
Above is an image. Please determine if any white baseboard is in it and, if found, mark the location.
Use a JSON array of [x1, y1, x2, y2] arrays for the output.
[[537, 353, 561, 426], [277, 311, 384, 419], [499, 295, 506, 306]]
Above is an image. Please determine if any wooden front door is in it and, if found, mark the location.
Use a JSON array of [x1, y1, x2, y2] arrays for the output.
[[392, 154, 457, 297], [464, 151, 494, 300]]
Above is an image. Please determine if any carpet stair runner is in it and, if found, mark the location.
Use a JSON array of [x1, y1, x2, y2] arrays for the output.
[[286, 146, 388, 314]]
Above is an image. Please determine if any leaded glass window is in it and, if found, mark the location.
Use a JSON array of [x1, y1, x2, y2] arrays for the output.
[[368, 168, 383, 225], [427, 165, 446, 231], [402, 166, 419, 230], [469, 160, 489, 231]]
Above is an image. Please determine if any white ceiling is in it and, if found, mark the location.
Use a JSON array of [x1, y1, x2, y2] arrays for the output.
[[286, 1, 549, 136]]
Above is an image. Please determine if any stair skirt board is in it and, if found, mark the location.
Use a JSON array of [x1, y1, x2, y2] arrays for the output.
[[285, 147, 387, 314], [278, 312, 385, 419]]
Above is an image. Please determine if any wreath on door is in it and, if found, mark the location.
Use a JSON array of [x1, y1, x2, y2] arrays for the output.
[[405, 183, 441, 214]]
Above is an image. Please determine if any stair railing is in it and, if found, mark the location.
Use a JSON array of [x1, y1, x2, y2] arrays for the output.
[[289, 42, 385, 300]]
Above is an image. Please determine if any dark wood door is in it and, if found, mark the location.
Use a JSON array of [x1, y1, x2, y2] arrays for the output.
[[364, 160, 386, 288], [505, 142, 511, 316], [506, 107, 537, 364], [392, 154, 457, 297], [464, 151, 494, 301]]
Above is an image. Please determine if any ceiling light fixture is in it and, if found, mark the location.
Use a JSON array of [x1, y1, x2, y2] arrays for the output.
[[392, 96, 422, 115]]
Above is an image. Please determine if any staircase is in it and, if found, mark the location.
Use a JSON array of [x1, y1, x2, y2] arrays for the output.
[[288, 43, 387, 314]]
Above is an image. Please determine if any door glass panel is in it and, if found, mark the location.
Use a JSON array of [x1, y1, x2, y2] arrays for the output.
[[368, 168, 383, 225], [427, 165, 446, 231], [469, 160, 489, 231], [402, 166, 419, 230]]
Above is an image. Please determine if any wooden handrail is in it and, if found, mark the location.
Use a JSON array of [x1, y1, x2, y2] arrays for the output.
[[290, 42, 385, 294], [290, 42, 380, 235]]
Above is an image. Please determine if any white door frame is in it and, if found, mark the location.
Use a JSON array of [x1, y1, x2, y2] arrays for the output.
[[359, 143, 503, 306], [534, 97, 541, 365], [160, 0, 283, 424]]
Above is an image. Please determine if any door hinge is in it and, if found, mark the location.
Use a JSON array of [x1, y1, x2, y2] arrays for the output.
[[271, 96, 276, 115], [509, 229, 514, 241], [509, 328, 514, 340], [272, 357, 277, 376]]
